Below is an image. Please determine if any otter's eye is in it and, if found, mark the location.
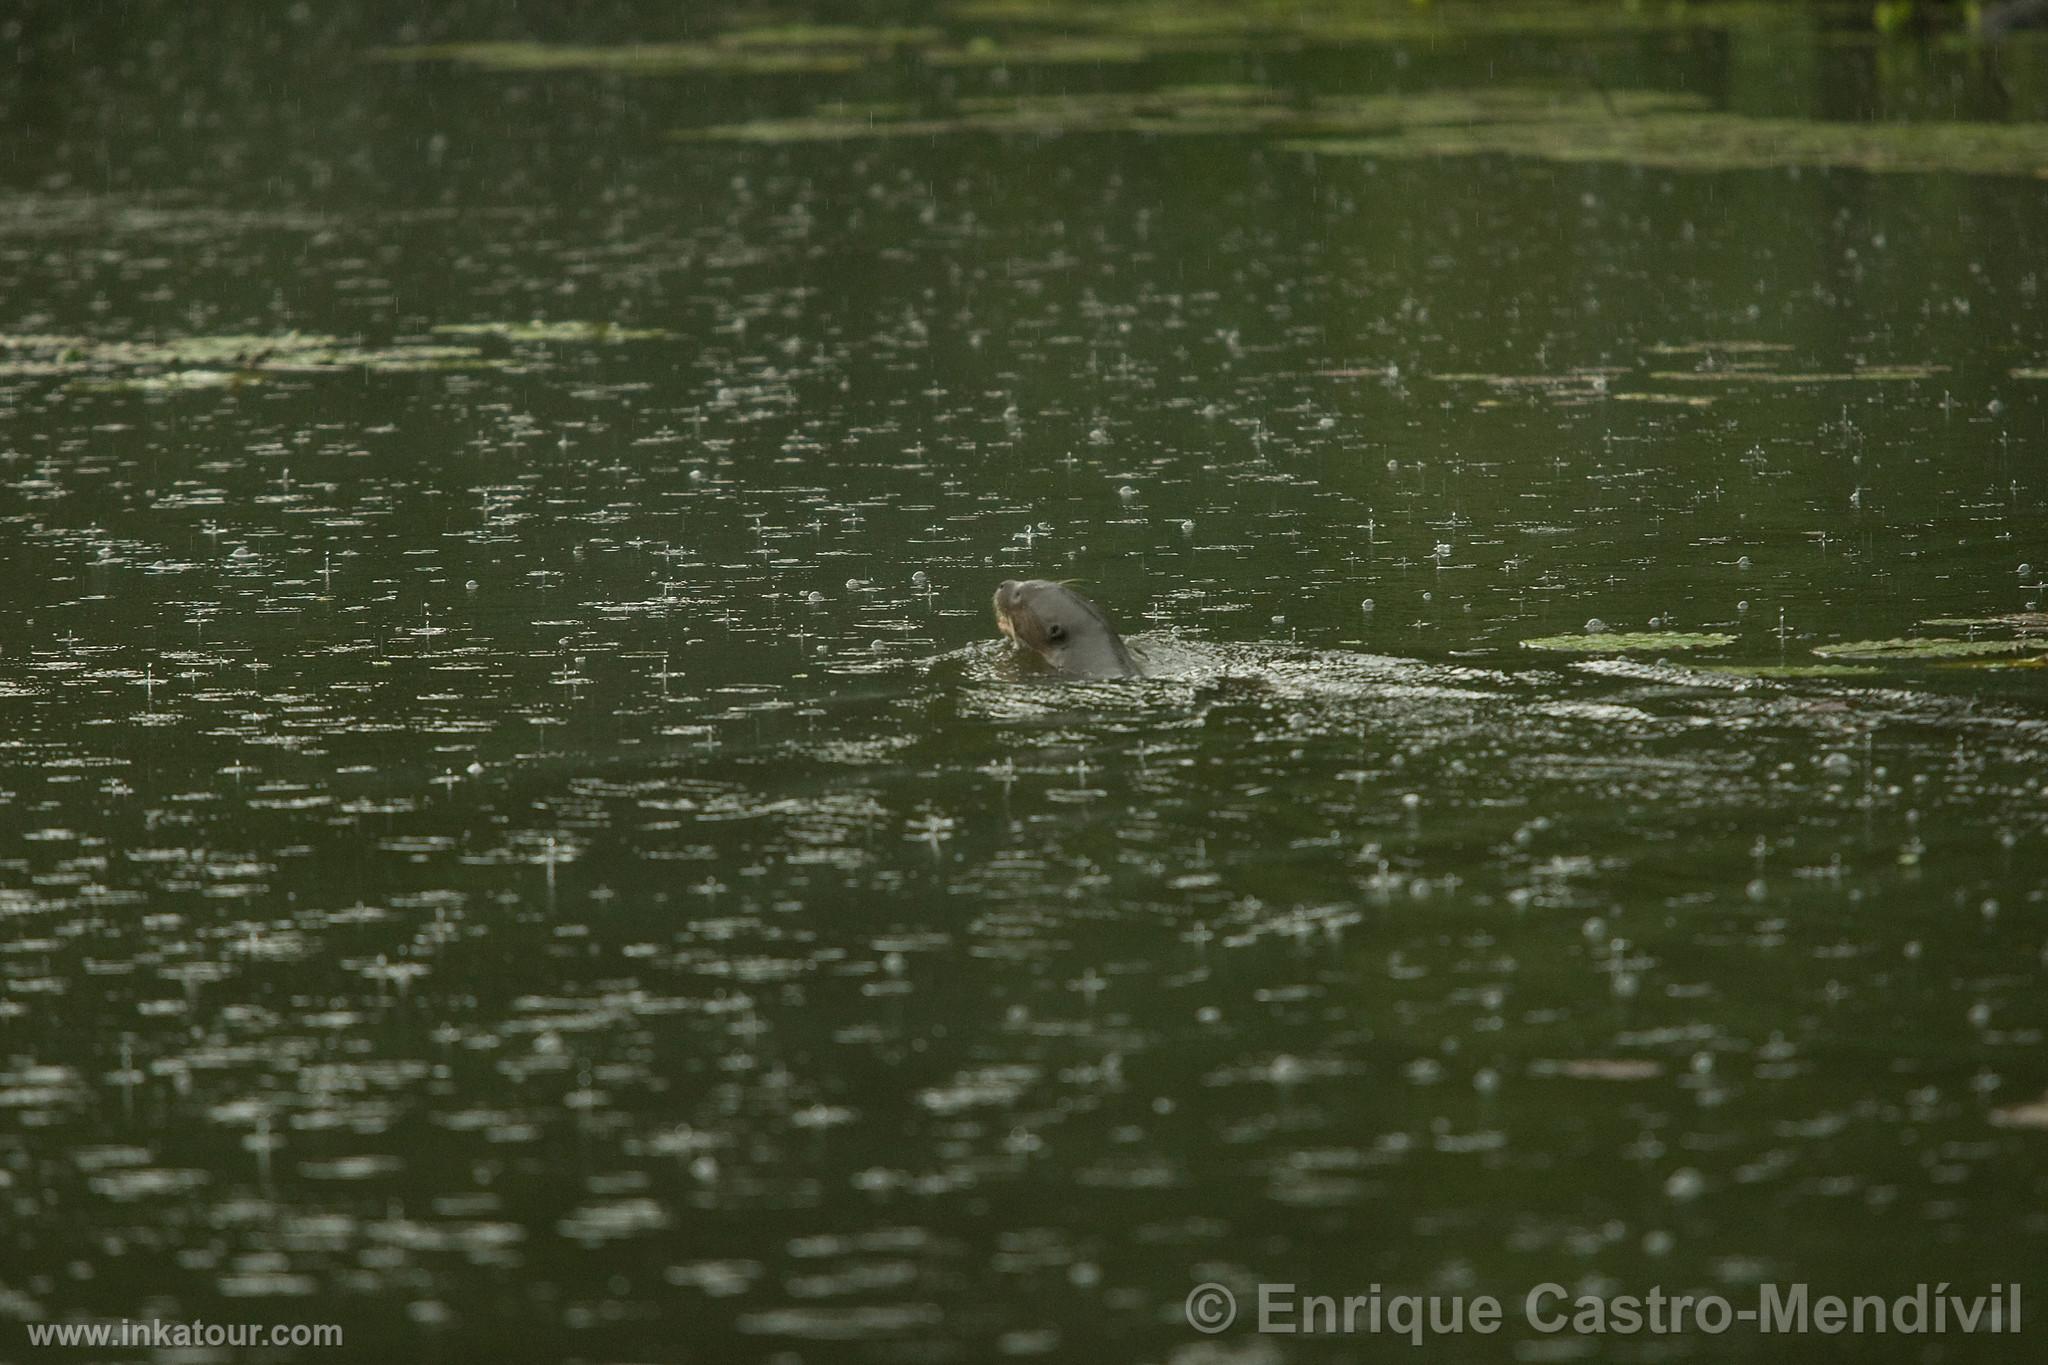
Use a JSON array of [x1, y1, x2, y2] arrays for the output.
[[1046, 624, 1066, 641]]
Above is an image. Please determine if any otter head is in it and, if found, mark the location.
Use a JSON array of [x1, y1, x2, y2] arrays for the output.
[[992, 579, 1140, 679]]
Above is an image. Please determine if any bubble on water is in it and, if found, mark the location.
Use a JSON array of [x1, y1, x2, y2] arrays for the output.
[[806, 591, 825, 605], [1179, 519, 1195, 533], [845, 578, 862, 590], [1118, 485, 1138, 499], [1474, 1067, 1500, 1095], [465, 580, 479, 592], [1820, 752, 1853, 777], [911, 570, 929, 586], [2019, 563, 2033, 577], [1584, 618, 1608, 634], [1746, 878, 1768, 900], [1736, 556, 1752, 569], [1360, 598, 1374, 612], [1736, 600, 1749, 612]]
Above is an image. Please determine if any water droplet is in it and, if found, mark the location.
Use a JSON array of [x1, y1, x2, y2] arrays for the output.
[[1664, 1168, 1705, 1201]]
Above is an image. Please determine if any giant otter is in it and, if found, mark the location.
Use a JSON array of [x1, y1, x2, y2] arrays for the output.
[[992, 579, 1141, 679]]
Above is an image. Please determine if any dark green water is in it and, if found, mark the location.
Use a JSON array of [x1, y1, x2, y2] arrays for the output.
[[2, 3, 2046, 1362]]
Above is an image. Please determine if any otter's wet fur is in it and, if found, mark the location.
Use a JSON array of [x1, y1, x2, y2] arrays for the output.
[[991, 579, 1141, 679]]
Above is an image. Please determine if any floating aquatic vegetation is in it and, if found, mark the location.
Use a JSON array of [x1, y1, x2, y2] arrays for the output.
[[716, 24, 943, 48], [1921, 614, 2048, 630], [1609, 392, 1716, 407], [1811, 637, 2041, 660], [1289, 106, 2048, 179], [432, 321, 671, 344], [923, 35, 1166, 65], [948, 0, 1806, 41], [683, 80, 2048, 183], [371, 41, 871, 76], [681, 86, 1709, 144], [1521, 631, 1738, 653], [1647, 341, 1797, 355], [1693, 663, 1882, 679], [0, 331, 499, 388], [1649, 364, 1949, 384]]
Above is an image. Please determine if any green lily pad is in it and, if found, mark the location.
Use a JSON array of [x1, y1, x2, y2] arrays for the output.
[[1812, 637, 2040, 660], [1521, 632, 1738, 654]]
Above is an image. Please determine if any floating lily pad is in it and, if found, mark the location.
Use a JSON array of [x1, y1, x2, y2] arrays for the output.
[[432, 321, 670, 343], [1812, 637, 2039, 660], [1521, 632, 1738, 654]]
